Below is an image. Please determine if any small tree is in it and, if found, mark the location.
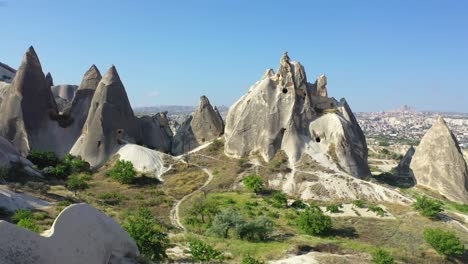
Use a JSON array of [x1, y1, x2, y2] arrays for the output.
[[291, 200, 307, 209], [352, 200, 367, 208], [27, 150, 60, 169], [371, 248, 395, 264], [107, 160, 136, 184], [237, 216, 274, 242], [207, 208, 245, 238], [326, 204, 343, 213], [123, 208, 169, 261], [423, 228, 465, 257], [243, 175, 264, 193], [413, 196, 443, 219], [189, 239, 223, 262], [297, 207, 332, 236], [66, 174, 91, 195], [271, 191, 288, 208]]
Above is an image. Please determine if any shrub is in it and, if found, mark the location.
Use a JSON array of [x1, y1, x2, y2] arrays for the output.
[[368, 205, 386, 217], [97, 191, 126, 206], [24, 181, 50, 195], [207, 208, 245, 238], [297, 207, 332, 236], [413, 196, 443, 219], [27, 150, 60, 169], [11, 209, 33, 223], [42, 164, 71, 180], [291, 200, 307, 209], [371, 248, 395, 264], [423, 228, 465, 257], [107, 160, 137, 184], [189, 239, 223, 262], [64, 154, 91, 173], [17, 218, 40, 232], [271, 191, 288, 208], [237, 216, 274, 242], [187, 196, 219, 224], [352, 200, 367, 208], [208, 139, 223, 152], [326, 204, 343, 213], [242, 254, 265, 264], [122, 208, 169, 261], [66, 174, 91, 195], [243, 175, 264, 193]]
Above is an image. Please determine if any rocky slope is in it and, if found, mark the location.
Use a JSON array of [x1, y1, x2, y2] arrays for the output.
[[410, 117, 468, 203], [224, 53, 370, 178], [0, 61, 16, 83]]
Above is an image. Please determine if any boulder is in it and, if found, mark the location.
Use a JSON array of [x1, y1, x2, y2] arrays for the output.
[[138, 113, 172, 153], [410, 117, 468, 203], [224, 53, 370, 178], [0, 46, 60, 156], [116, 144, 168, 179], [0, 203, 139, 264], [70, 66, 141, 167], [172, 96, 224, 155]]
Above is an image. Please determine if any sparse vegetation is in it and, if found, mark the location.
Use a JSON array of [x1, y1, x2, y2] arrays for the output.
[[423, 228, 465, 257], [107, 160, 137, 184], [97, 191, 126, 206], [352, 200, 367, 208], [208, 139, 223, 152], [242, 254, 265, 264], [66, 173, 91, 195], [189, 239, 224, 262], [326, 204, 343, 213], [413, 196, 443, 219], [243, 174, 264, 193], [367, 205, 386, 217], [371, 248, 395, 264], [27, 150, 60, 169]]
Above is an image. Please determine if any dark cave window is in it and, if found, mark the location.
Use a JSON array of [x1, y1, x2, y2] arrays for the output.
[[97, 141, 101, 147], [282, 88, 288, 94], [315, 137, 321, 143]]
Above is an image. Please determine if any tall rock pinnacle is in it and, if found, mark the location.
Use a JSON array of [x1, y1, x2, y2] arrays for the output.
[[410, 117, 468, 203]]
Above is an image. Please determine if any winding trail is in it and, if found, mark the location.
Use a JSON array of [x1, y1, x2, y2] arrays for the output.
[[170, 167, 214, 231]]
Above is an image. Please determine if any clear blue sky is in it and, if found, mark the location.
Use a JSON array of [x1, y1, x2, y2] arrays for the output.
[[1, 0, 467, 112]]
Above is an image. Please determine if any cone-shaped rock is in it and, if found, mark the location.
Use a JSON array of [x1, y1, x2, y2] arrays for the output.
[[396, 146, 415, 178], [0, 47, 58, 155], [51, 84, 78, 101], [172, 96, 224, 154], [410, 117, 468, 203], [70, 65, 141, 167], [138, 112, 173, 153], [224, 53, 370, 178], [45, 72, 54, 87]]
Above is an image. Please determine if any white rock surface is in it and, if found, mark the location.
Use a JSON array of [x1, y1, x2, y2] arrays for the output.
[[0, 203, 139, 264], [116, 144, 169, 180], [0, 186, 51, 212], [410, 117, 468, 203]]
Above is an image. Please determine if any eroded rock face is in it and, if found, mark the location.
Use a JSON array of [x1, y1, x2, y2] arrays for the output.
[[51, 84, 78, 101], [410, 117, 468, 203], [172, 96, 224, 155], [0, 47, 59, 155], [70, 66, 141, 167], [45, 72, 53, 87], [224, 53, 370, 178], [396, 146, 415, 178], [0, 203, 139, 264], [138, 112, 173, 153]]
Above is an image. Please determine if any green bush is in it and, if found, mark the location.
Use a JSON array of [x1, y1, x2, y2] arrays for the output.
[[243, 175, 264, 193], [123, 208, 169, 261], [97, 191, 126, 206], [271, 191, 288, 208], [66, 174, 91, 195], [187, 196, 219, 224], [242, 254, 265, 264], [64, 154, 91, 173], [11, 209, 33, 223], [27, 150, 60, 169], [237, 216, 274, 242], [368, 205, 386, 217], [297, 207, 332, 236], [208, 139, 223, 152], [107, 160, 137, 184], [207, 208, 245, 238], [423, 228, 465, 257], [42, 164, 71, 180], [326, 204, 343, 213], [291, 200, 307, 209], [352, 200, 367, 208], [371, 248, 395, 264], [17, 218, 40, 232], [189, 239, 223, 262], [413, 196, 443, 219]]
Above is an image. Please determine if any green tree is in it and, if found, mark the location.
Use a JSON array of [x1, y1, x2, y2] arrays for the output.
[[64, 154, 91, 173], [66, 174, 91, 195], [122, 208, 169, 261], [207, 208, 245, 238], [290, 200, 307, 209], [423, 228, 465, 257], [187, 196, 219, 224], [297, 207, 332, 236], [237, 216, 274, 242], [271, 191, 288, 208], [27, 150, 60, 169], [371, 248, 395, 264], [413, 196, 443, 219], [189, 239, 223, 262], [243, 175, 264, 193], [107, 160, 137, 184]]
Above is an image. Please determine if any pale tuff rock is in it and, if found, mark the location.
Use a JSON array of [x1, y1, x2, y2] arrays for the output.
[[51, 84, 78, 101], [45, 72, 53, 87], [0, 62, 16, 83], [138, 112, 172, 153], [396, 146, 415, 178], [116, 144, 169, 179], [0, 186, 51, 212], [224, 53, 370, 178], [0, 47, 60, 155], [70, 66, 141, 167], [0, 203, 139, 264], [410, 117, 468, 203], [172, 96, 224, 155], [0, 136, 34, 170]]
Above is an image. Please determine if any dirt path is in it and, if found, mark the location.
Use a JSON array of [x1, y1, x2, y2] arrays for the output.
[[170, 167, 214, 231]]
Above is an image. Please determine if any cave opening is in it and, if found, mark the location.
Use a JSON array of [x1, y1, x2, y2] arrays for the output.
[[315, 137, 321, 143], [282, 88, 288, 94]]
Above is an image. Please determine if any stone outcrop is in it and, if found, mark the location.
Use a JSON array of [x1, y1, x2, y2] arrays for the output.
[[0, 203, 139, 264], [0, 47, 60, 155], [70, 66, 141, 167], [410, 117, 468, 203], [172, 96, 224, 154], [138, 112, 173, 153], [224, 53, 370, 178], [396, 146, 415, 178], [45, 72, 53, 87], [51, 84, 78, 101], [0, 62, 16, 83], [116, 144, 168, 178]]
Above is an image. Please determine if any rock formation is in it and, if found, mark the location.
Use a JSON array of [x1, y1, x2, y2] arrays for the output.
[[0, 61, 16, 83], [138, 112, 173, 153], [396, 146, 415, 177], [172, 95, 224, 155], [0, 203, 139, 264], [51, 84, 78, 101], [116, 144, 168, 179], [45, 72, 53, 87], [70, 66, 141, 167], [224, 53, 370, 178], [410, 117, 468, 203], [0, 47, 61, 155]]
